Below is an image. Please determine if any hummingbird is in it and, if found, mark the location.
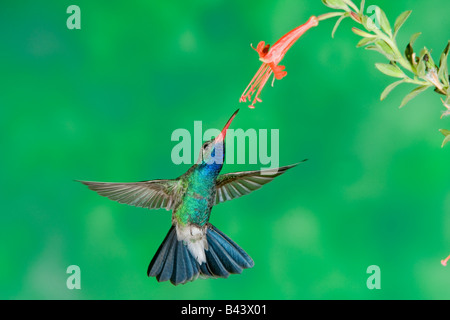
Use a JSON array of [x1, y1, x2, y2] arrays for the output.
[[78, 109, 305, 285]]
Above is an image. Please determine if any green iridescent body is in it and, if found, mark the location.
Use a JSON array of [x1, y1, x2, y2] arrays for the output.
[[174, 160, 222, 226]]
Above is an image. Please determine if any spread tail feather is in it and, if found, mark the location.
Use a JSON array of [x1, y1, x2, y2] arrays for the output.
[[147, 224, 254, 285]]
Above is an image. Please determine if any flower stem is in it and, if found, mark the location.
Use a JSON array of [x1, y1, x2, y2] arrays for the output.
[[320, 0, 450, 146], [317, 12, 344, 22], [441, 253, 450, 266]]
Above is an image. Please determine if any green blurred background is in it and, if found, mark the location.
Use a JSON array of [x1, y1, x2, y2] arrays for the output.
[[1, 0, 450, 299]]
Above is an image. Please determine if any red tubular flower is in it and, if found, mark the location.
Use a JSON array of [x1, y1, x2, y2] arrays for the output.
[[239, 16, 319, 109], [442, 253, 450, 266]]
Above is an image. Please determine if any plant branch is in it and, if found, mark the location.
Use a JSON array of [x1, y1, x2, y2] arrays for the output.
[[320, 0, 450, 147]]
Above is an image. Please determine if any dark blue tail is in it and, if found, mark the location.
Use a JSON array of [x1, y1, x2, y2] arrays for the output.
[[147, 224, 254, 285]]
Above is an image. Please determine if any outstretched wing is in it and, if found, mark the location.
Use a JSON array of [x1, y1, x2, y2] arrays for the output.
[[214, 162, 305, 205], [77, 179, 182, 211]]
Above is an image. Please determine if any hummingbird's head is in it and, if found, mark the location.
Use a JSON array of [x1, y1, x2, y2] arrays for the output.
[[197, 109, 239, 169]]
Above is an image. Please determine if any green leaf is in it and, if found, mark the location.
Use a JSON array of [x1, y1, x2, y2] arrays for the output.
[[417, 57, 426, 77], [332, 15, 347, 38], [351, 27, 375, 38], [341, 0, 359, 12], [321, 0, 350, 11], [380, 79, 405, 101], [366, 45, 395, 61], [439, 129, 450, 147], [409, 32, 422, 47], [356, 36, 376, 48], [415, 48, 431, 77], [375, 63, 405, 78], [438, 58, 449, 87], [418, 48, 428, 59], [393, 11, 412, 39], [375, 6, 392, 37], [361, 15, 378, 32], [399, 85, 431, 108], [441, 41, 450, 64], [439, 41, 450, 71], [373, 40, 397, 61], [360, 0, 366, 13], [438, 41, 450, 86]]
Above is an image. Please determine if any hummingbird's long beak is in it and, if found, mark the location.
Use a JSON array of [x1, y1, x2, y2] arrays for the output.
[[215, 109, 239, 143]]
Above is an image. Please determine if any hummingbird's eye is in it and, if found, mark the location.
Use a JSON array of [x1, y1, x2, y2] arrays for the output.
[[203, 139, 216, 150]]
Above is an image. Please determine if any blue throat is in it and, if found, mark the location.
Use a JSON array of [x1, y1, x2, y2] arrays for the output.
[[198, 146, 224, 179]]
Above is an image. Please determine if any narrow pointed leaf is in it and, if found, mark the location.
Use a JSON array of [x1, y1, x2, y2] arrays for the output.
[[374, 40, 397, 60], [442, 135, 450, 148], [417, 58, 426, 78], [438, 56, 449, 86], [366, 45, 395, 61], [375, 6, 392, 37], [360, 0, 365, 13], [342, 0, 359, 12], [393, 11, 412, 39], [440, 129, 450, 147], [361, 15, 378, 32], [399, 85, 431, 108], [332, 15, 347, 38], [440, 41, 450, 67], [356, 36, 376, 48], [351, 27, 374, 38], [438, 41, 450, 86], [321, 0, 350, 11], [375, 63, 405, 78], [380, 79, 405, 101], [409, 32, 422, 47]]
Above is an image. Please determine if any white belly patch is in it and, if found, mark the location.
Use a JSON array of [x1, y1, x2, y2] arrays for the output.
[[176, 224, 208, 264]]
